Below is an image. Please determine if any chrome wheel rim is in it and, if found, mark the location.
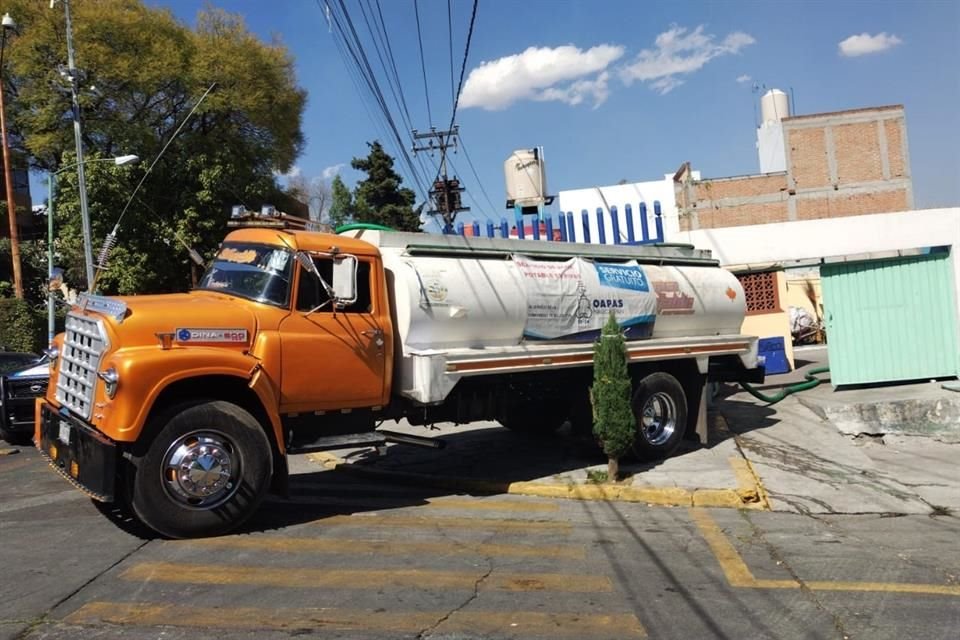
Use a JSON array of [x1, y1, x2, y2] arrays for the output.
[[161, 430, 241, 510], [639, 392, 677, 446]]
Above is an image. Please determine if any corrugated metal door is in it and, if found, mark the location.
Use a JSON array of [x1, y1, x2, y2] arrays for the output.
[[821, 253, 959, 386]]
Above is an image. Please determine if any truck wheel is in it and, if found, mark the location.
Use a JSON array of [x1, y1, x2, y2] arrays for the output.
[[631, 372, 687, 461], [130, 400, 272, 539]]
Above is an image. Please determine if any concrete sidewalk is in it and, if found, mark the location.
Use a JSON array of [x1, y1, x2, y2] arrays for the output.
[[302, 349, 959, 517], [773, 345, 960, 442]]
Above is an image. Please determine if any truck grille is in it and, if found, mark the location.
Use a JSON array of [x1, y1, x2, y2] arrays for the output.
[[55, 313, 109, 420]]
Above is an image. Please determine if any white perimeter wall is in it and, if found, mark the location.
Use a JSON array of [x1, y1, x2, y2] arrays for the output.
[[676, 207, 960, 321], [557, 173, 699, 244]]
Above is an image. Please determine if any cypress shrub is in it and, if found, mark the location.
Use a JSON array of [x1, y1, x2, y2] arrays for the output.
[[591, 312, 635, 481]]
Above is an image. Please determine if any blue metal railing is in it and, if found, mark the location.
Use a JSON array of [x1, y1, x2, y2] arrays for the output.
[[449, 200, 665, 245]]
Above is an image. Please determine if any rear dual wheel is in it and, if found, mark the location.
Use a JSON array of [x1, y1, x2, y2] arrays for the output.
[[631, 372, 688, 461]]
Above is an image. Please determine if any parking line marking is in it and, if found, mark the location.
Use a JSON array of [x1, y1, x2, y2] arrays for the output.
[[186, 535, 586, 560], [66, 602, 645, 638], [122, 562, 614, 593], [690, 508, 960, 596], [314, 513, 572, 532], [285, 495, 558, 512], [689, 508, 755, 587]]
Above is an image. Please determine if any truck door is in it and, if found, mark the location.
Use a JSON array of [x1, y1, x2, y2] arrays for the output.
[[278, 256, 386, 413]]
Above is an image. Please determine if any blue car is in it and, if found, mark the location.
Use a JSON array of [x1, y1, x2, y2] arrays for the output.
[[0, 359, 48, 444]]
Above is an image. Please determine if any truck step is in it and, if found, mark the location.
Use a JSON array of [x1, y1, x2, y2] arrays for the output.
[[287, 430, 445, 454], [287, 432, 386, 454]]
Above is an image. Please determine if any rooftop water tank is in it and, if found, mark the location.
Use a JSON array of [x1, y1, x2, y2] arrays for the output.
[[504, 148, 548, 208], [760, 89, 790, 124]]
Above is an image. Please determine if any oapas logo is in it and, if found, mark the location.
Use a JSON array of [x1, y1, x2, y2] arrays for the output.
[[592, 298, 624, 309]]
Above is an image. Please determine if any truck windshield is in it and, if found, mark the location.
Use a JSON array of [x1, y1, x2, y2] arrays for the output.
[[197, 242, 293, 307]]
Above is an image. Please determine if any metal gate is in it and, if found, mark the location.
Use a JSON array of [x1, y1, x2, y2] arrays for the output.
[[821, 252, 959, 386]]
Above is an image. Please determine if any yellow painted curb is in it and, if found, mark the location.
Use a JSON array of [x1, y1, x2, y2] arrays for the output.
[[304, 451, 769, 510]]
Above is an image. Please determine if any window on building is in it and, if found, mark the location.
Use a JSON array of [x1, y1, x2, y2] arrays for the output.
[[737, 271, 780, 315]]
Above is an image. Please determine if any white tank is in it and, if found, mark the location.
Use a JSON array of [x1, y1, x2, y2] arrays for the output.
[[382, 252, 746, 352], [504, 148, 548, 207], [385, 253, 528, 351], [760, 89, 790, 124]]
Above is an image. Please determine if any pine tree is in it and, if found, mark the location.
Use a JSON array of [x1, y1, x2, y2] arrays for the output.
[[328, 175, 354, 228], [591, 312, 636, 481], [350, 141, 421, 231]]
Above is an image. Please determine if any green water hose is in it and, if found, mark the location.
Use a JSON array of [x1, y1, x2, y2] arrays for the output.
[[740, 366, 830, 405], [335, 222, 395, 233]]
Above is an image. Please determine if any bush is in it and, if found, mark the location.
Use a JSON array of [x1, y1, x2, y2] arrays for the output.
[[0, 297, 44, 353], [591, 312, 635, 481]]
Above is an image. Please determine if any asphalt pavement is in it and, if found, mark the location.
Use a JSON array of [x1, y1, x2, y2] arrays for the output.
[[2, 346, 958, 639]]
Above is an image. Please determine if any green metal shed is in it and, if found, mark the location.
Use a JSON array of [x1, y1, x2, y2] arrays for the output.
[[821, 252, 959, 386]]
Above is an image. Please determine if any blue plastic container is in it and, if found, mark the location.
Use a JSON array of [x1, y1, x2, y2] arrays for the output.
[[758, 337, 790, 375]]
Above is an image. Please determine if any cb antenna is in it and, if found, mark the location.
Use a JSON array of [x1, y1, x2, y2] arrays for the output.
[[93, 82, 217, 286]]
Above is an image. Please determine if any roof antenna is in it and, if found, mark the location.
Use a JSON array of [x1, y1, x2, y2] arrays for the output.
[[92, 82, 217, 290]]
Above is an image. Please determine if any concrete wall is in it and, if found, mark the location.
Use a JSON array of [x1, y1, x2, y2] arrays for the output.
[[739, 270, 795, 369], [677, 207, 960, 325], [676, 105, 913, 231]]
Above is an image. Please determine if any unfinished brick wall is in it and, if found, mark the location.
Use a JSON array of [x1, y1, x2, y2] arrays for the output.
[[674, 105, 912, 231], [788, 128, 830, 189], [884, 119, 906, 178], [681, 201, 789, 231], [834, 121, 883, 184], [691, 174, 788, 201], [796, 189, 909, 220]]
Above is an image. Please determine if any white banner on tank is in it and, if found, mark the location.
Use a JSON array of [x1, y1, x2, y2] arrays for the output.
[[513, 255, 658, 341]]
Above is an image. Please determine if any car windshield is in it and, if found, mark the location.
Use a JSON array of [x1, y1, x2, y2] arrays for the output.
[[197, 242, 293, 307]]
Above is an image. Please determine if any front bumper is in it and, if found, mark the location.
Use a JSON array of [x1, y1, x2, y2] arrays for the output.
[[36, 400, 117, 502]]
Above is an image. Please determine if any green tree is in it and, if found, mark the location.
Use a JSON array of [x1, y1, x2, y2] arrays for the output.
[[591, 312, 636, 481], [4, 0, 306, 295], [350, 141, 420, 231], [327, 175, 353, 229]]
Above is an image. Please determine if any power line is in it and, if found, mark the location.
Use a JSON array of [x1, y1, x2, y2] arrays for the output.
[[458, 135, 499, 217], [447, 0, 455, 107], [412, 0, 432, 128], [356, 0, 436, 196], [431, 0, 479, 189], [322, 0, 430, 201], [449, 0, 478, 134], [359, 0, 412, 133]]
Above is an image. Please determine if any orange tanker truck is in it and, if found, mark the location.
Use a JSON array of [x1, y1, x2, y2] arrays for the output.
[[36, 225, 763, 538]]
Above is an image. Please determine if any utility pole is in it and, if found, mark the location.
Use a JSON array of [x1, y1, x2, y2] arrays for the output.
[[59, 0, 95, 291], [0, 13, 23, 299], [412, 126, 468, 231]]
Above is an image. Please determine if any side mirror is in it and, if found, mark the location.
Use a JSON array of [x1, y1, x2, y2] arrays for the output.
[[331, 255, 358, 306]]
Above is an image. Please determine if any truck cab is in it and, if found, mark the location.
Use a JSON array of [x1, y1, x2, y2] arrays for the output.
[[37, 228, 387, 537]]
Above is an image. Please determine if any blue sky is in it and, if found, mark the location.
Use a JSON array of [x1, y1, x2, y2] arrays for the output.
[[141, 0, 959, 227]]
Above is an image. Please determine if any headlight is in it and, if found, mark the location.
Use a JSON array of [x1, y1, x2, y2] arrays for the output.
[[97, 367, 119, 398]]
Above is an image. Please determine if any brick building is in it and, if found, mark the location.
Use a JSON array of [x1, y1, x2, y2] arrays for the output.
[[674, 99, 913, 231]]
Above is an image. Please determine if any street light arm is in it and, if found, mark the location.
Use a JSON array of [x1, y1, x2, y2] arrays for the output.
[[53, 154, 139, 176]]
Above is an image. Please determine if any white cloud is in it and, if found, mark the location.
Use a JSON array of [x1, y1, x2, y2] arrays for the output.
[[736, 74, 752, 84], [838, 32, 902, 57], [459, 44, 625, 110], [535, 71, 612, 108], [321, 163, 345, 180], [620, 25, 756, 94]]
